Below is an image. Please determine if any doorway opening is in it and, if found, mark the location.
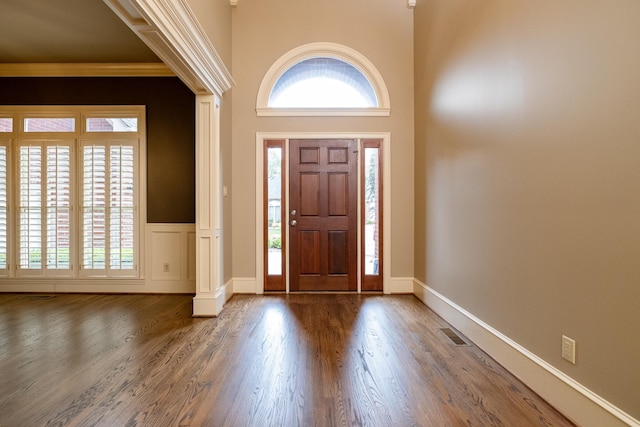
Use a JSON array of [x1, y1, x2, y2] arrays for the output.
[[259, 135, 387, 293]]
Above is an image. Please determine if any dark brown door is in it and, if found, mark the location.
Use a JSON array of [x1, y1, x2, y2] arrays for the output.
[[289, 139, 357, 291]]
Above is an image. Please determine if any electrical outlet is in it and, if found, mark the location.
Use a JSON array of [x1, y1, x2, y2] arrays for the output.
[[562, 335, 576, 364], [163, 263, 170, 273]]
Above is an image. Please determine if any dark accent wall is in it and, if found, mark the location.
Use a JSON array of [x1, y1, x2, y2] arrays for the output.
[[0, 76, 195, 223]]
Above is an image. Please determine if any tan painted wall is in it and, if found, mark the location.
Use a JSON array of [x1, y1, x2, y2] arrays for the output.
[[185, 0, 232, 66], [414, 0, 640, 419], [187, 0, 234, 283], [231, 0, 414, 279]]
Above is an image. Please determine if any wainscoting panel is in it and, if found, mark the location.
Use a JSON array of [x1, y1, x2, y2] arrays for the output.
[[145, 224, 197, 293]]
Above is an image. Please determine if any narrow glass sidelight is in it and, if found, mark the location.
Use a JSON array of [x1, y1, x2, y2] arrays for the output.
[[361, 139, 383, 291], [264, 140, 286, 291], [267, 147, 282, 275]]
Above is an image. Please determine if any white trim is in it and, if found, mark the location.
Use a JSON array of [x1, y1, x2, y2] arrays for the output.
[[105, 0, 234, 96], [193, 296, 217, 316], [387, 277, 414, 294], [0, 106, 146, 281], [194, 95, 224, 316], [145, 223, 195, 284], [225, 277, 234, 302], [413, 279, 640, 427], [0, 278, 192, 294], [255, 132, 391, 294], [256, 42, 390, 117], [233, 277, 259, 294], [193, 278, 232, 317], [0, 63, 173, 77], [256, 108, 391, 117]]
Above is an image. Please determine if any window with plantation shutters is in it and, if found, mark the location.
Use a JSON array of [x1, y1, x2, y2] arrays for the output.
[[81, 141, 136, 276], [0, 106, 143, 281], [17, 142, 72, 275]]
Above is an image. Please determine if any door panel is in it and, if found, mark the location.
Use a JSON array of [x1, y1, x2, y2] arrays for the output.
[[300, 173, 320, 215], [290, 139, 357, 291]]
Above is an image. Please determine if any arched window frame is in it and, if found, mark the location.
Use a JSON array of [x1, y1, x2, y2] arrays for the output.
[[256, 42, 391, 117]]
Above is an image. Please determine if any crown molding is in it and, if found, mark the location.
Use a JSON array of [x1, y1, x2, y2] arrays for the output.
[[105, 0, 234, 96], [0, 63, 173, 77]]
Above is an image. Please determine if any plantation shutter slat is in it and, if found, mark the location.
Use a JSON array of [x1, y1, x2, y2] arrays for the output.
[[83, 146, 107, 270], [46, 146, 71, 269], [0, 146, 7, 271], [19, 146, 42, 270]]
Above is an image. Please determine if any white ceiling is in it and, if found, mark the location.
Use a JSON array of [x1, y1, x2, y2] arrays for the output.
[[0, 0, 159, 63]]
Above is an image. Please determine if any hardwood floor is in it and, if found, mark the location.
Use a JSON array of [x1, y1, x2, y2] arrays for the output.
[[0, 293, 574, 426]]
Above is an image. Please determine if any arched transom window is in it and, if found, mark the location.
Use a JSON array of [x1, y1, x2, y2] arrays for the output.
[[269, 57, 377, 108], [257, 43, 390, 117]]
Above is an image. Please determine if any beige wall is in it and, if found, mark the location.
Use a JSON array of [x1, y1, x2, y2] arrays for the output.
[[414, 0, 640, 419], [231, 0, 415, 279], [185, 0, 232, 66]]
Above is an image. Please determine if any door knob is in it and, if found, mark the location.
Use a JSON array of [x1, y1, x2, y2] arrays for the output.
[[290, 219, 297, 226], [290, 209, 297, 216]]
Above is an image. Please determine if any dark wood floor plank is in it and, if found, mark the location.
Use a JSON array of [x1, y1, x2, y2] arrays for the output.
[[0, 293, 574, 427]]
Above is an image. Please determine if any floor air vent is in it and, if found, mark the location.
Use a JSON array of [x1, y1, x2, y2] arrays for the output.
[[440, 328, 469, 346]]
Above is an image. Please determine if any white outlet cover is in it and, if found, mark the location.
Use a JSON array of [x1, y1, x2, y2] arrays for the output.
[[562, 335, 576, 364]]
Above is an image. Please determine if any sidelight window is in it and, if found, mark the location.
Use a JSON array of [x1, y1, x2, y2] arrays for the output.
[[263, 140, 285, 291], [361, 140, 383, 291]]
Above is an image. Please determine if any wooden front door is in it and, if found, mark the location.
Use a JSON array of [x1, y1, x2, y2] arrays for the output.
[[289, 139, 357, 291]]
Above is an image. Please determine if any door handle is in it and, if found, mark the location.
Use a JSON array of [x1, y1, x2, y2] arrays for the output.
[[290, 219, 297, 226], [290, 209, 297, 216]]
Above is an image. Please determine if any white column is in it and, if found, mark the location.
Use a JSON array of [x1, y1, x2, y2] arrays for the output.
[[193, 95, 224, 316]]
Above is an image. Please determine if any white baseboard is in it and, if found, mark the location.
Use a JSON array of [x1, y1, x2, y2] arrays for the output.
[[225, 278, 234, 302], [192, 279, 232, 317], [233, 277, 258, 294], [386, 277, 414, 294], [0, 279, 195, 294], [192, 295, 218, 317], [413, 279, 639, 427]]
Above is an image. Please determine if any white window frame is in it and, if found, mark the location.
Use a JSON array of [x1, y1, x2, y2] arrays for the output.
[[78, 138, 139, 278], [256, 42, 391, 117], [0, 106, 146, 280]]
